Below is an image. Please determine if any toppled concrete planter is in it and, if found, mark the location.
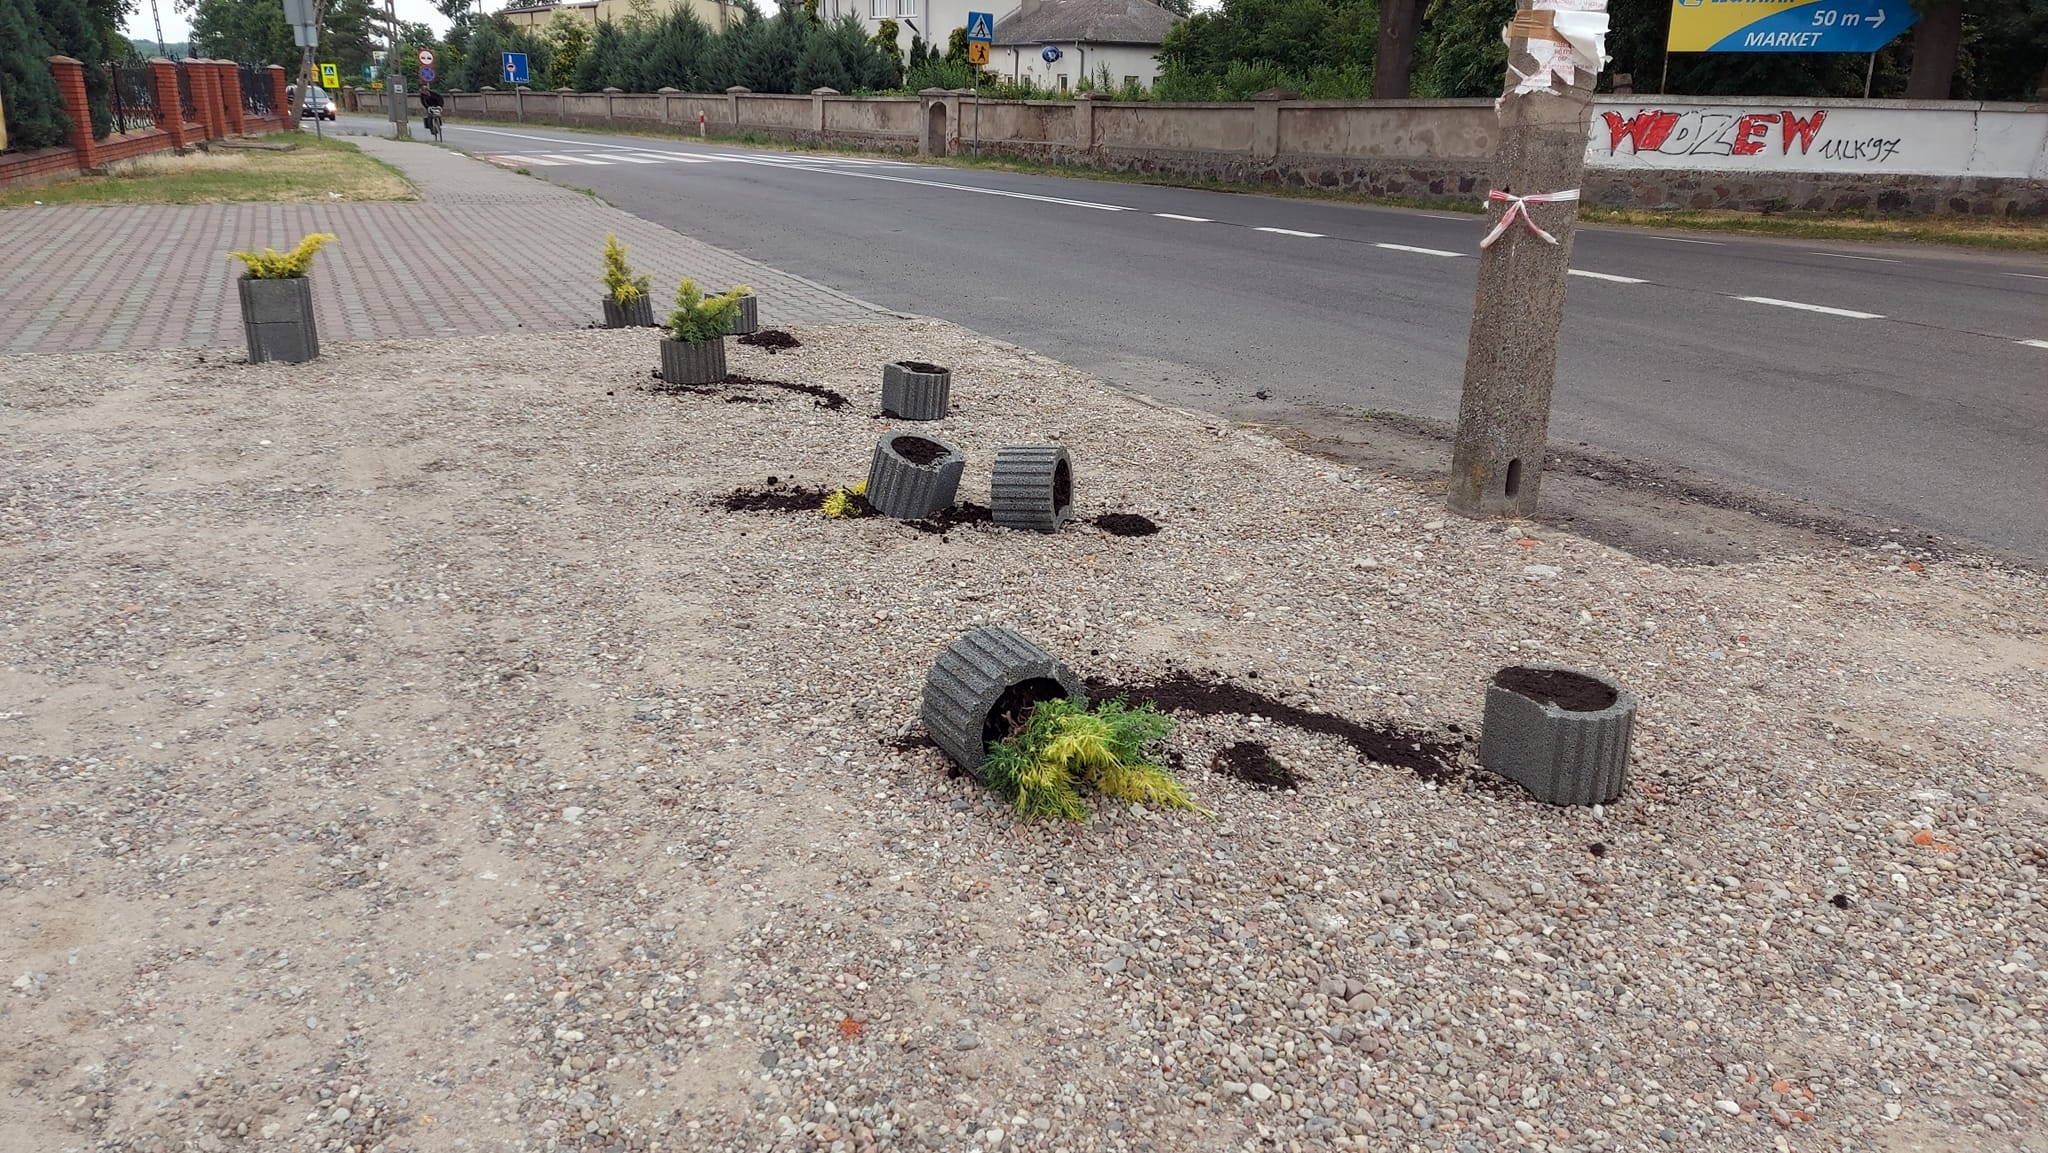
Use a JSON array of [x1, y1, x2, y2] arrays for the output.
[[866, 432, 965, 520], [238, 277, 319, 364], [881, 360, 951, 420], [602, 295, 656, 329], [1480, 664, 1634, 806], [921, 626, 1087, 777], [991, 445, 1073, 533], [659, 337, 727, 386]]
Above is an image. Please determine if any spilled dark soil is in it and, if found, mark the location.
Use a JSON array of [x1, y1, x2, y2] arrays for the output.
[[656, 372, 849, 410], [1090, 670, 1469, 783], [1211, 741, 1299, 789], [1093, 513, 1160, 537], [720, 484, 833, 513], [907, 502, 993, 535], [739, 330, 801, 352]]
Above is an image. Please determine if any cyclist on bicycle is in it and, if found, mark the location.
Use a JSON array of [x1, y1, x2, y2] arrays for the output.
[[419, 83, 445, 139]]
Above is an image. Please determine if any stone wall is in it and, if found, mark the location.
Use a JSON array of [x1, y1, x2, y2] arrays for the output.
[[354, 86, 2048, 216]]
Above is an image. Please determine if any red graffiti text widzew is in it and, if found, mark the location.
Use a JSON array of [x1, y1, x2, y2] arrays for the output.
[[1602, 109, 1828, 158]]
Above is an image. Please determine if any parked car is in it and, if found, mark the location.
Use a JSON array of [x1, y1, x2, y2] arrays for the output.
[[287, 85, 337, 121]]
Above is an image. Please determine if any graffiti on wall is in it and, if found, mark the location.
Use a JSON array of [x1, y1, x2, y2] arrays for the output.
[[1596, 108, 1901, 162]]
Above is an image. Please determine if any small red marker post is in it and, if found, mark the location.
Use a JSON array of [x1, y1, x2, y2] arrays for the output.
[[697, 110, 706, 139]]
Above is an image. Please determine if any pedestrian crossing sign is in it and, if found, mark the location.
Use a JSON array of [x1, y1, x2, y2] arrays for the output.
[[966, 11, 994, 42]]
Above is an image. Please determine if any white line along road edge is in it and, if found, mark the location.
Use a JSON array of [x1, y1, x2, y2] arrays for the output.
[[1569, 269, 1648, 283], [1254, 227, 1325, 238], [2019, 339, 2048, 350], [1735, 296, 1885, 320]]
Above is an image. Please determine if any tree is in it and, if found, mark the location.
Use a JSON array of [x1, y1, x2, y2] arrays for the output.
[[34, 0, 114, 137], [547, 14, 590, 89], [870, 16, 903, 73], [1372, 0, 1420, 97], [189, 0, 295, 65], [0, 0, 70, 149]]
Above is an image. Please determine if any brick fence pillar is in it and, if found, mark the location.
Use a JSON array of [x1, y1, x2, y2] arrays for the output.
[[182, 60, 217, 139], [269, 66, 291, 129], [47, 56, 97, 169], [147, 57, 188, 148], [217, 60, 246, 135]]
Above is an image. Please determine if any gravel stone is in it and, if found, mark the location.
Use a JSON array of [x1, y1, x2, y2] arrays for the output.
[[1, 319, 2043, 1153]]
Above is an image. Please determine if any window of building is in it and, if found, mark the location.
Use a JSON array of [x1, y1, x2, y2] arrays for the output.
[[1057, 74, 1068, 91], [896, 0, 916, 15], [871, 0, 889, 16], [1124, 76, 1139, 88]]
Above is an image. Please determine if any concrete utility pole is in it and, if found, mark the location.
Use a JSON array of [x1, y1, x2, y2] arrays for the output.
[[1445, 0, 1606, 520]]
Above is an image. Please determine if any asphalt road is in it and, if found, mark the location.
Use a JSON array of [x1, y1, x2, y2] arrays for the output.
[[394, 117, 2048, 562]]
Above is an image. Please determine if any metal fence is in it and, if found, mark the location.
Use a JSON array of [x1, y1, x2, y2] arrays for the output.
[[175, 61, 198, 123], [106, 60, 159, 135], [239, 62, 274, 116]]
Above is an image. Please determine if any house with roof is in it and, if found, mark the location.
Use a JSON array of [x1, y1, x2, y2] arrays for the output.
[[990, 0, 1177, 92], [499, 0, 732, 34]]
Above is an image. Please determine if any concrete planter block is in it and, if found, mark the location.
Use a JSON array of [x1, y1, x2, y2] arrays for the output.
[[881, 360, 951, 420], [1480, 664, 1634, 806], [865, 432, 965, 520], [921, 626, 1086, 777], [238, 276, 319, 364], [659, 337, 727, 386], [724, 292, 759, 336], [991, 445, 1073, 533], [602, 295, 655, 329]]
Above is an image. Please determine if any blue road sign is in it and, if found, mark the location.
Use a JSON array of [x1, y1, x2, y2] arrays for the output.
[[1678, 0, 1916, 54], [1041, 45, 1061, 63], [965, 11, 994, 43], [502, 52, 530, 85], [418, 64, 436, 83]]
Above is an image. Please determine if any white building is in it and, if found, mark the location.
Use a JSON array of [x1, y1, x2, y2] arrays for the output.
[[990, 0, 1177, 91], [824, 0, 1176, 86]]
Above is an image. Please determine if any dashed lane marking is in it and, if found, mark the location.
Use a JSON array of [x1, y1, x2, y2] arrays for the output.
[[1375, 242, 1462, 257], [1569, 270, 1648, 283], [1809, 251, 1900, 263], [1255, 227, 1324, 238], [2019, 339, 2048, 349], [1735, 295, 1884, 320], [1154, 213, 1211, 222], [1652, 235, 1725, 246], [2008, 273, 2048, 281]]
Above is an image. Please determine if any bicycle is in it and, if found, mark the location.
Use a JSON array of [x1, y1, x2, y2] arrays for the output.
[[424, 104, 444, 142]]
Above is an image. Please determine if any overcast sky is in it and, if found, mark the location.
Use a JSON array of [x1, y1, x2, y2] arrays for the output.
[[123, 0, 455, 49]]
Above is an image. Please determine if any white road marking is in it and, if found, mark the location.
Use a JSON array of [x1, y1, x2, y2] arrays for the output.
[[1569, 269, 1647, 283], [1419, 214, 1465, 221], [541, 153, 613, 165], [825, 169, 1132, 211], [1256, 227, 1324, 238], [484, 154, 556, 167], [2008, 273, 2048, 281], [1652, 235, 1725, 246], [598, 154, 664, 164], [1154, 213, 1211, 222], [2019, 339, 2048, 349], [1735, 295, 1884, 320], [1809, 251, 1900, 263], [1375, 242, 1462, 258]]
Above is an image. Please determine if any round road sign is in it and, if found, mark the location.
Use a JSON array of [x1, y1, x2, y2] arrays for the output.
[[417, 48, 436, 67], [419, 64, 436, 83]]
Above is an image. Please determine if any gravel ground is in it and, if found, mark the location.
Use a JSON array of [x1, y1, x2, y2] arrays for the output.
[[2, 322, 2044, 1153]]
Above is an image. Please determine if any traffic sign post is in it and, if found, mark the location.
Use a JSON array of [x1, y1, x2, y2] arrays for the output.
[[282, 0, 319, 134], [502, 52, 530, 86], [965, 12, 993, 153]]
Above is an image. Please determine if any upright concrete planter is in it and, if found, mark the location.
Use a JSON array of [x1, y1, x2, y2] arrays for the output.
[[866, 432, 965, 520], [659, 337, 727, 386], [921, 626, 1087, 777], [725, 292, 759, 336], [991, 445, 1074, 533], [882, 360, 951, 420], [238, 277, 319, 364], [1480, 664, 1635, 806], [602, 295, 656, 328]]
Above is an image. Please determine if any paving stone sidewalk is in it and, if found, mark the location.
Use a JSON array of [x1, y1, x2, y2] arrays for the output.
[[0, 133, 896, 355]]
